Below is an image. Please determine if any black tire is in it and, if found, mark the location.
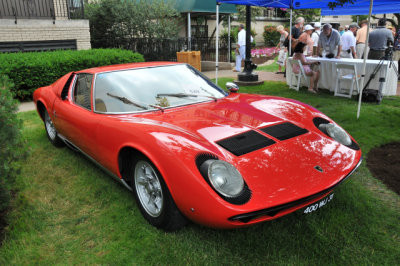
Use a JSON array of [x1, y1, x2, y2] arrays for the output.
[[129, 155, 187, 231], [43, 109, 64, 147]]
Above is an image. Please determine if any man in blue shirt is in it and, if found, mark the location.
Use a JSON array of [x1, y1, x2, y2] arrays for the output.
[[317, 24, 342, 58]]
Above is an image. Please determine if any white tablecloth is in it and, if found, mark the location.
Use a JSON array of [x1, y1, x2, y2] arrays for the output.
[[286, 57, 398, 96]]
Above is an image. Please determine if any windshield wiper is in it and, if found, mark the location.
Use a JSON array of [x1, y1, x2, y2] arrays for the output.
[[149, 104, 164, 113], [157, 93, 217, 102], [107, 93, 148, 110]]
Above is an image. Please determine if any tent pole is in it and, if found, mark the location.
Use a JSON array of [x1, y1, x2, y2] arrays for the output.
[[289, 8, 293, 54], [237, 5, 258, 82], [357, 0, 373, 119], [188, 12, 191, 51], [216, 3, 220, 85], [228, 14, 231, 63]]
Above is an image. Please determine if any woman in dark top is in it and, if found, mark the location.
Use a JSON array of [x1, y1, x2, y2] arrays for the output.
[[292, 42, 320, 93]]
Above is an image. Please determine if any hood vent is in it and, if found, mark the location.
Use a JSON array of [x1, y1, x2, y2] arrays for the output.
[[217, 130, 275, 156], [260, 122, 308, 141]]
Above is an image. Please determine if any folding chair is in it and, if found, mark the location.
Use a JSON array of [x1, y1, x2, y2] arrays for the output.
[[288, 59, 309, 91], [334, 63, 361, 98]]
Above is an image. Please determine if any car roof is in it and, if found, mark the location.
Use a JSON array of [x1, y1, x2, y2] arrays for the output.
[[76, 61, 182, 74]]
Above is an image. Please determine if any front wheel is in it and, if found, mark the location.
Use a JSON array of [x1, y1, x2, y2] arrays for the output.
[[130, 155, 187, 231], [44, 109, 64, 147]]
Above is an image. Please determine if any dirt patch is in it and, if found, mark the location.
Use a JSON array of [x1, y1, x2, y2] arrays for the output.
[[367, 142, 400, 195], [0, 208, 9, 247]]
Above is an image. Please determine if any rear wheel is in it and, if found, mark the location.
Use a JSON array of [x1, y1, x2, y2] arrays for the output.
[[44, 109, 64, 147], [130, 155, 187, 231]]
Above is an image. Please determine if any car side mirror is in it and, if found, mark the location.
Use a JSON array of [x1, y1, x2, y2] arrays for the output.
[[226, 82, 239, 93]]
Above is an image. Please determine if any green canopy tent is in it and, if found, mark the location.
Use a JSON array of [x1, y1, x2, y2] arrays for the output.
[[174, 0, 237, 53]]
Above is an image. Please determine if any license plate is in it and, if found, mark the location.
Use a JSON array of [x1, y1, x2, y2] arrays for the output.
[[303, 193, 334, 214]]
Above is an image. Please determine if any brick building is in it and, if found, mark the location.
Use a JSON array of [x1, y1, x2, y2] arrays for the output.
[[0, 0, 91, 52]]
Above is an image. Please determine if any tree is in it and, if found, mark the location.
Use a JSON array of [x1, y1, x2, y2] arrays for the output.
[[236, 6, 264, 23], [285, 9, 321, 25], [351, 15, 369, 23], [86, 0, 181, 48]]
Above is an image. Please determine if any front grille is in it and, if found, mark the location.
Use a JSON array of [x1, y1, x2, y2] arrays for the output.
[[216, 130, 275, 156], [229, 157, 363, 223], [260, 122, 308, 141]]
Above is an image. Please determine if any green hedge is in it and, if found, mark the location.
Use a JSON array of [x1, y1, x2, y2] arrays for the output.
[[0, 49, 144, 100], [0, 75, 26, 217], [263, 26, 282, 47]]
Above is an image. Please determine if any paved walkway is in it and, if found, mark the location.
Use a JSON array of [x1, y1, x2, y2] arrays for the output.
[[202, 69, 286, 82], [18, 101, 36, 113]]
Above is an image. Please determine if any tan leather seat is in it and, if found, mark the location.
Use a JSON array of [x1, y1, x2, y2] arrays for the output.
[[95, 98, 107, 112]]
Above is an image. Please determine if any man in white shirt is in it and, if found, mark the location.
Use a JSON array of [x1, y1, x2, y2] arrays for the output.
[[340, 23, 359, 58], [311, 22, 321, 56], [235, 24, 251, 72]]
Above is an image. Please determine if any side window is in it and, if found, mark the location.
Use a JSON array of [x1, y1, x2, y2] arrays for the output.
[[73, 73, 93, 110]]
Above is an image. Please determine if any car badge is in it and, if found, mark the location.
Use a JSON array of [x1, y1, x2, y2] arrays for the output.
[[314, 165, 323, 173]]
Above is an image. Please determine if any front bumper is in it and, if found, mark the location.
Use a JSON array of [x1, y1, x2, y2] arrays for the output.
[[229, 157, 363, 224]]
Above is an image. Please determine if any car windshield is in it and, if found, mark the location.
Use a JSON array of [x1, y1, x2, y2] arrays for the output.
[[94, 64, 227, 113]]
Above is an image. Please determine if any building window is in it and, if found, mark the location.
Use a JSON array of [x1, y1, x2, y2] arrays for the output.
[[262, 8, 287, 20]]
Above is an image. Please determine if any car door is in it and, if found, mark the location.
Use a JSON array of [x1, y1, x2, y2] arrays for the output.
[[53, 73, 102, 159]]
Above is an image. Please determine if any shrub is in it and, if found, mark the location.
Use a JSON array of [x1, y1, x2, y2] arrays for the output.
[[263, 26, 282, 47], [0, 49, 144, 100], [220, 29, 237, 45], [0, 75, 26, 216], [87, 0, 181, 49]]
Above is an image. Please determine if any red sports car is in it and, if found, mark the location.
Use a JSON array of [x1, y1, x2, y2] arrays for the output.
[[34, 62, 362, 231]]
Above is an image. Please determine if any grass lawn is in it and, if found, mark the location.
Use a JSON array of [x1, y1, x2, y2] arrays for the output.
[[1, 81, 399, 264], [257, 56, 283, 73]]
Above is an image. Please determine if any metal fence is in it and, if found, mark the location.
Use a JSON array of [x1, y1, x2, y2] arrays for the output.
[[129, 37, 232, 62], [0, 0, 84, 20]]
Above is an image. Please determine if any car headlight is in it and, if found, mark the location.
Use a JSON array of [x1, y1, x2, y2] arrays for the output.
[[200, 160, 244, 198], [318, 123, 352, 146]]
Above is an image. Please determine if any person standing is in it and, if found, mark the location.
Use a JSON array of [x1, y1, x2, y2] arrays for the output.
[[234, 24, 246, 72], [287, 17, 304, 55], [341, 23, 358, 59], [339, 26, 345, 36], [387, 26, 396, 37], [299, 24, 314, 56], [356, 20, 368, 59], [394, 27, 400, 80], [311, 22, 321, 56], [276, 25, 288, 74], [317, 24, 342, 58], [368, 18, 394, 60]]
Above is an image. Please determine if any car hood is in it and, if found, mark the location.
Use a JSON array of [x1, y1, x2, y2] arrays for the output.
[[142, 93, 311, 142]]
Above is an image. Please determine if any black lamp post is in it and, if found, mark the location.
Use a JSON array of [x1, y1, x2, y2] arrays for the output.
[[238, 5, 259, 82]]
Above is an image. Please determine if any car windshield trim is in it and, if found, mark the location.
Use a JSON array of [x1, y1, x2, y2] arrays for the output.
[[157, 93, 218, 102], [93, 64, 227, 114]]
